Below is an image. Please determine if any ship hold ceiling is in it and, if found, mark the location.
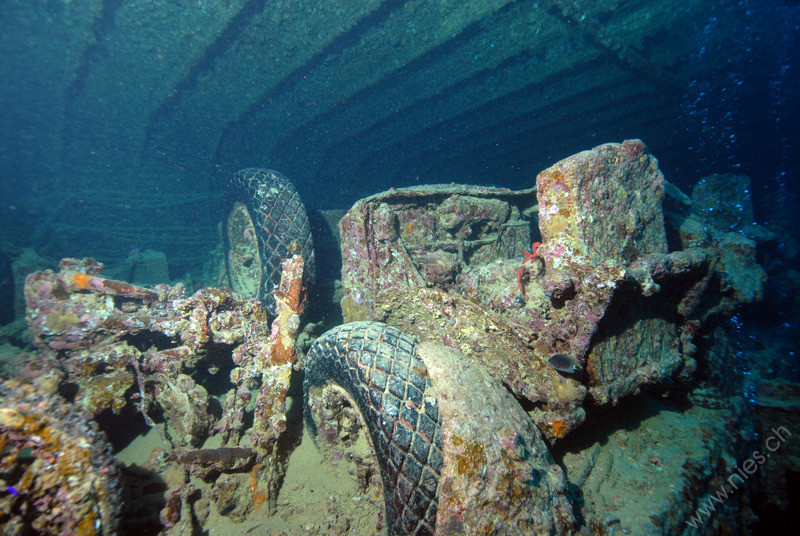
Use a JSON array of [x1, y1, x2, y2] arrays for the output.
[[0, 0, 789, 271]]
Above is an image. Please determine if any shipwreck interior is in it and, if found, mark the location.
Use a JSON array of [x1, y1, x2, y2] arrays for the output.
[[1, 1, 799, 535], [0, 0, 796, 276]]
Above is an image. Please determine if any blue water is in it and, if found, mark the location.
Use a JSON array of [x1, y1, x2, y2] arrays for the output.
[[0, 0, 798, 533], [0, 1, 797, 270]]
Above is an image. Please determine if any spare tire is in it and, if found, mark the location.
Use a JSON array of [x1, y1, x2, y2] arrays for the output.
[[224, 168, 315, 312], [304, 321, 444, 536]]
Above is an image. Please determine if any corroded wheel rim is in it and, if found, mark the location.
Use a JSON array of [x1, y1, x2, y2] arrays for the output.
[[225, 168, 315, 311]]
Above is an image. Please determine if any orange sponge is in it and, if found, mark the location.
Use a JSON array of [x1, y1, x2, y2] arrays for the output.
[[72, 273, 91, 290]]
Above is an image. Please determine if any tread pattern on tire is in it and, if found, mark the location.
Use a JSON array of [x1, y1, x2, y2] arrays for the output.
[[304, 321, 444, 536], [226, 168, 315, 310]]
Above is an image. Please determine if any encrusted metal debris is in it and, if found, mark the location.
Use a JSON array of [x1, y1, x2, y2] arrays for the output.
[[20, 254, 308, 532], [338, 140, 765, 442]]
